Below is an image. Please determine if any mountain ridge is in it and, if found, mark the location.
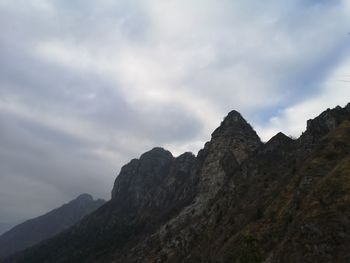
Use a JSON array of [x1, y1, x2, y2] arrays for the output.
[[3, 103, 350, 263]]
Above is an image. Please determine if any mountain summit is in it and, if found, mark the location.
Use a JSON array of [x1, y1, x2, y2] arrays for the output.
[[212, 110, 255, 137], [4, 104, 350, 263]]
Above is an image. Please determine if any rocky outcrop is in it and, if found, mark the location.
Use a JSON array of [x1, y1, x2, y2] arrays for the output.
[[0, 194, 105, 258], [301, 104, 350, 144], [111, 147, 196, 215], [111, 147, 174, 205]]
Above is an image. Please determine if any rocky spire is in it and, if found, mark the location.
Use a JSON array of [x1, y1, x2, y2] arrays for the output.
[[212, 110, 255, 138], [210, 110, 262, 163], [192, 110, 262, 209]]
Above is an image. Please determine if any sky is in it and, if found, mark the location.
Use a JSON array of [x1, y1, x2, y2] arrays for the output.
[[0, 0, 349, 226]]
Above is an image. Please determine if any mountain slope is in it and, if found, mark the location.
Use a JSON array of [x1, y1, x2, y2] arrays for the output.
[[4, 149, 197, 263], [4, 103, 350, 263], [128, 105, 350, 263], [0, 194, 105, 259]]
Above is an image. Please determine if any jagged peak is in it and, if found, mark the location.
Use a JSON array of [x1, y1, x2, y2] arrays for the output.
[[176, 152, 195, 160], [269, 132, 293, 143], [139, 147, 173, 160], [112, 147, 175, 199], [211, 110, 259, 140], [346, 102, 350, 112], [219, 110, 247, 127], [262, 132, 294, 153], [304, 104, 350, 141], [225, 110, 245, 121]]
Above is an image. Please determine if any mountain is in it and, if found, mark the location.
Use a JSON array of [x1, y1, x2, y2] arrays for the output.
[[4, 103, 350, 263], [0, 223, 14, 236], [0, 194, 105, 259]]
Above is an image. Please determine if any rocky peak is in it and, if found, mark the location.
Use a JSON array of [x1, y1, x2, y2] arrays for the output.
[[176, 151, 195, 161], [345, 102, 350, 112], [110, 147, 198, 212], [187, 110, 262, 212], [270, 131, 291, 141], [68, 194, 106, 208], [212, 110, 255, 139], [210, 110, 262, 163], [302, 104, 350, 143], [139, 147, 173, 160], [262, 132, 294, 153], [171, 152, 196, 172], [111, 147, 174, 201], [73, 193, 93, 203]]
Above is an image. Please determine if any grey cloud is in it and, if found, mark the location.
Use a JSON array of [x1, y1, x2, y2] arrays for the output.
[[0, 111, 113, 220], [0, 0, 204, 224], [0, 0, 349, 225]]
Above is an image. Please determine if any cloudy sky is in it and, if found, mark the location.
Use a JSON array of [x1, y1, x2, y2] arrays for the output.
[[0, 0, 349, 227]]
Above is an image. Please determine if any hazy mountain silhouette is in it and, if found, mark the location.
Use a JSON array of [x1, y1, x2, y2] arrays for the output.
[[0, 194, 105, 259]]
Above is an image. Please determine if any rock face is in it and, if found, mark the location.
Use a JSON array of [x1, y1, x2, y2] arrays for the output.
[[110, 147, 197, 217], [0, 194, 105, 259], [5, 103, 350, 263], [301, 104, 350, 144]]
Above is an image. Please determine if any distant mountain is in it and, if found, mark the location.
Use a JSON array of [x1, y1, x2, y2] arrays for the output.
[[0, 194, 105, 259], [0, 223, 14, 236], [4, 103, 350, 263]]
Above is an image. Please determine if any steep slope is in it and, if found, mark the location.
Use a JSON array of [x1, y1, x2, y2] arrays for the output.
[[5, 103, 350, 263], [0, 194, 105, 259]]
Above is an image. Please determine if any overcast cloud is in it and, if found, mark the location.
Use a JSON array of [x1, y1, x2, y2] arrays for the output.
[[0, 0, 349, 225]]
